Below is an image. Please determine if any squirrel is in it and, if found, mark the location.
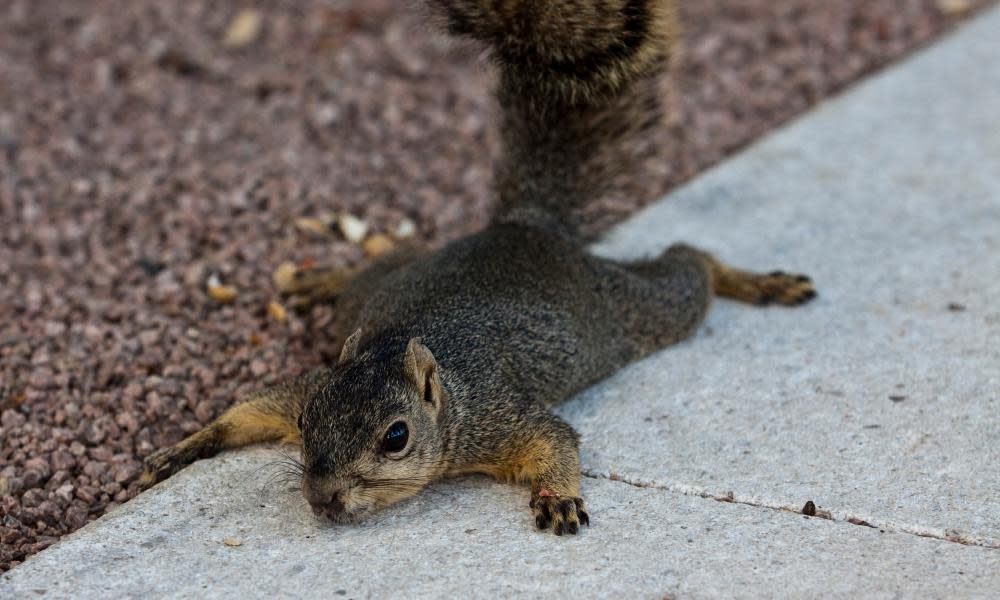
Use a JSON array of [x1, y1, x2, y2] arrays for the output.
[[139, 0, 816, 536]]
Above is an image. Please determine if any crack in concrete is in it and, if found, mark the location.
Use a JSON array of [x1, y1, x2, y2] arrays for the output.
[[581, 467, 1000, 551]]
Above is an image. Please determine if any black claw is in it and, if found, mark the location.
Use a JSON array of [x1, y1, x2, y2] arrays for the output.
[[566, 520, 579, 535], [535, 498, 553, 530], [769, 270, 786, 277], [795, 275, 811, 283], [757, 294, 774, 306], [803, 289, 818, 300], [572, 498, 590, 526], [553, 520, 565, 536]]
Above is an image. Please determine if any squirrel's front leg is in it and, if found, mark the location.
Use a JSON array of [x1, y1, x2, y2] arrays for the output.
[[486, 411, 590, 535], [138, 368, 330, 489]]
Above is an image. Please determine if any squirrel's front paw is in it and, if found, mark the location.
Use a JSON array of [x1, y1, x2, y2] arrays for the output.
[[138, 446, 187, 490], [531, 492, 589, 535]]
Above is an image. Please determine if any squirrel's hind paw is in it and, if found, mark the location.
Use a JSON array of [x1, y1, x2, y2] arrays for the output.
[[274, 263, 355, 311], [755, 271, 817, 306], [531, 495, 589, 536]]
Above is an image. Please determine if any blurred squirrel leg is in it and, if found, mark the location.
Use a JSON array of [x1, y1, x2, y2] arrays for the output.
[[277, 243, 427, 310]]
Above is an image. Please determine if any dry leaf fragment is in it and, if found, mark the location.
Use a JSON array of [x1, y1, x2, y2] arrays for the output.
[[3, 392, 26, 409], [207, 274, 238, 304], [294, 217, 332, 237], [294, 213, 336, 237], [338, 214, 369, 244], [267, 300, 287, 323], [936, 0, 973, 14], [223, 9, 262, 48], [362, 234, 395, 258], [298, 257, 317, 270], [273, 262, 299, 293], [222, 537, 243, 547]]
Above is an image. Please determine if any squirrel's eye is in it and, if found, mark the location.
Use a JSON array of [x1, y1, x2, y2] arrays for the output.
[[383, 421, 409, 454]]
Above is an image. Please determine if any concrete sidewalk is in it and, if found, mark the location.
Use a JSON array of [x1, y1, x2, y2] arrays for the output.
[[5, 5, 1000, 599]]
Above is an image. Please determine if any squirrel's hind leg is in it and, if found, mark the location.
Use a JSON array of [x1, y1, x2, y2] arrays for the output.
[[603, 244, 714, 355], [138, 368, 330, 490], [608, 243, 817, 356], [711, 262, 816, 307], [276, 243, 426, 311], [276, 265, 358, 311], [637, 244, 817, 307]]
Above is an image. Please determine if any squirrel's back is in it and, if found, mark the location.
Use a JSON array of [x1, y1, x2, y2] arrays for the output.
[[426, 0, 679, 240]]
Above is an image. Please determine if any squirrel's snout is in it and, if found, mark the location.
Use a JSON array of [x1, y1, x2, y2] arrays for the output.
[[309, 490, 346, 518], [302, 475, 352, 521]]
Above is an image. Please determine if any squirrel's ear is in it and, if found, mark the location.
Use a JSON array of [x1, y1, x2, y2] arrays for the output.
[[403, 338, 444, 414], [339, 328, 363, 365]]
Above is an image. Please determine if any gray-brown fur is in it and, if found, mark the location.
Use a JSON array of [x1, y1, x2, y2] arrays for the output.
[[141, 0, 815, 535]]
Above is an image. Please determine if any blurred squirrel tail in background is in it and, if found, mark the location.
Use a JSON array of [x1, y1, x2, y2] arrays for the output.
[[426, 0, 679, 240]]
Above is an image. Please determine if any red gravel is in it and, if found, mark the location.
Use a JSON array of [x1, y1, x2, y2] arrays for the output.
[[0, 0, 993, 571]]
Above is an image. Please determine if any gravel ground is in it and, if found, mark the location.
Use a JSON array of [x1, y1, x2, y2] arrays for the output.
[[0, 0, 993, 571]]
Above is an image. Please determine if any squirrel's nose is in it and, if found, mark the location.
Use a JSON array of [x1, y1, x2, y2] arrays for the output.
[[304, 474, 349, 519], [309, 490, 346, 517]]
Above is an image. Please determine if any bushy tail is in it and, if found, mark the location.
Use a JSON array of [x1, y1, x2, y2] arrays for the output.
[[427, 0, 679, 239]]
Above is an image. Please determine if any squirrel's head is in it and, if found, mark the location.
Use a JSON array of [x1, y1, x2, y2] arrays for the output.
[[298, 330, 449, 523]]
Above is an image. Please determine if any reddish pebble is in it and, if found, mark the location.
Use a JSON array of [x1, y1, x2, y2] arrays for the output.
[[250, 360, 269, 377]]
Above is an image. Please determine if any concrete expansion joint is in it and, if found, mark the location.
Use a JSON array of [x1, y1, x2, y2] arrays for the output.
[[581, 468, 1000, 551]]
